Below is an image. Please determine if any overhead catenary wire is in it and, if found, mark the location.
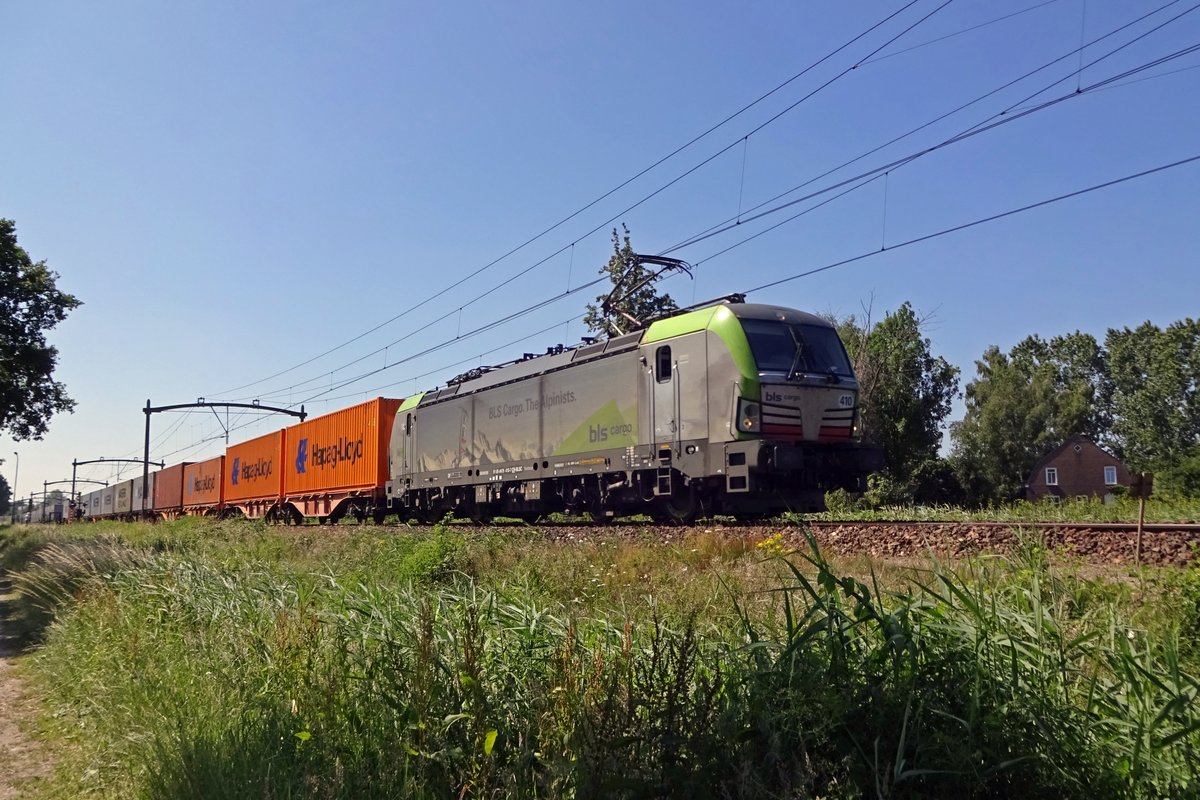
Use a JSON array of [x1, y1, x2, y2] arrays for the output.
[[138, 5, 1194, 460], [859, 0, 1066, 66], [739, 154, 1200, 295], [265, 36, 1200, 411], [151, 152, 1200, 464], [224, 1, 956, 408], [90, 141, 1195, 471], [209, 0, 932, 400], [678, 40, 1200, 263], [660, 0, 1195, 256], [151, 313, 592, 463]]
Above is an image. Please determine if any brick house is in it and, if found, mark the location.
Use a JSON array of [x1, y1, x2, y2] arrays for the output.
[[1025, 435, 1131, 503]]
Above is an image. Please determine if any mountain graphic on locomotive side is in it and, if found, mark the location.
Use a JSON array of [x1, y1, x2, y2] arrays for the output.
[[76, 300, 882, 525]]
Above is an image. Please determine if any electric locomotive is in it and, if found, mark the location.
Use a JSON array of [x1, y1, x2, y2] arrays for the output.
[[387, 299, 881, 521]]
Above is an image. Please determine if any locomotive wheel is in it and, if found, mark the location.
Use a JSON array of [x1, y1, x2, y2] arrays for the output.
[[469, 503, 494, 525], [585, 494, 612, 525], [372, 508, 387, 525], [652, 488, 702, 525]]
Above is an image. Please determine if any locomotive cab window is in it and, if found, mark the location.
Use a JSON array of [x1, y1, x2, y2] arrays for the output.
[[655, 346, 672, 382], [741, 319, 853, 378]]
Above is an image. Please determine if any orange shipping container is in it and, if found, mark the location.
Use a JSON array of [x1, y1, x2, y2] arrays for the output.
[[184, 457, 225, 509], [284, 397, 401, 496], [225, 430, 285, 503], [153, 463, 190, 512]]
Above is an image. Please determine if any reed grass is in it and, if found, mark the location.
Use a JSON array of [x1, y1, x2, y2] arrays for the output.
[[4, 519, 1200, 798]]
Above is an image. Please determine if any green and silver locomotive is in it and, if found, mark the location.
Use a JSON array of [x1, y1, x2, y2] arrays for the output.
[[387, 301, 881, 521]]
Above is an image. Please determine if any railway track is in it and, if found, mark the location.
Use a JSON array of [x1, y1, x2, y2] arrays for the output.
[[415, 517, 1200, 567], [806, 519, 1200, 533]]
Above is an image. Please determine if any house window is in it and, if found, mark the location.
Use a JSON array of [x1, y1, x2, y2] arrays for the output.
[[1045, 467, 1058, 486], [1104, 465, 1117, 485]]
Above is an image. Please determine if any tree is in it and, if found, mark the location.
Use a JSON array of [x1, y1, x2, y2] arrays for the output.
[[951, 332, 1106, 503], [1106, 319, 1200, 471], [1, 219, 81, 440], [0, 474, 9, 517], [836, 302, 960, 503], [583, 225, 678, 336], [1159, 446, 1200, 500]]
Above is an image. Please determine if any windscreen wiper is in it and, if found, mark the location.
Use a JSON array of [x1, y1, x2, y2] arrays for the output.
[[787, 325, 806, 380]]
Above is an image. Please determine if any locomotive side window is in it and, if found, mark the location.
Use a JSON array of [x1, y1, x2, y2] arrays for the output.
[[655, 346, 672, 382], [405, 413, 412, 435]]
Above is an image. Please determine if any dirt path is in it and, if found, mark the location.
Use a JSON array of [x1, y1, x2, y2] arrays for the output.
[[0, 574, 51, 799]]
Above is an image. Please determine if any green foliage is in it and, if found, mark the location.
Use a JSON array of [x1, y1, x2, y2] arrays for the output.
[[0, 219, 81, 440], [909, 455, 966, 505], [836, 302, 959, 498], [1159, 447, 1200, 500], [0, 473, 9, 517], [1108, 320, 1200, 472], [8, 520, 1200, 798], [582, 225, 678, 336], [952, 332, 1106, 503], [824, 487, 867, 514]]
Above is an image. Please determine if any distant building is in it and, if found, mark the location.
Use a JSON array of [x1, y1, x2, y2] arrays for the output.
[[1025, 435, 1131, 503]]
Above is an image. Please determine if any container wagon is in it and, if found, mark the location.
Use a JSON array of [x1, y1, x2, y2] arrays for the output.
[[225, 430, 285, 520], [113, 479, 134, 520], [279, 397, 401, 523], [152, 463, 190, 521], [132, 472, 155, 519], [183, 457, 225, 516], [98, 485, 116, 519]]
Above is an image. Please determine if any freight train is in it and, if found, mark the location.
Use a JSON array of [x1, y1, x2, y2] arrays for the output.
[[75, 300, 881, 524]]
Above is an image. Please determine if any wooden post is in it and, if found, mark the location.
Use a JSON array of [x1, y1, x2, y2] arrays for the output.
[[1131, 471, 1152, 566], [1136, 494, 1145, 566]]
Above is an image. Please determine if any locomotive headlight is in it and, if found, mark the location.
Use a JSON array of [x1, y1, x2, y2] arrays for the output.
[[737, 399, 760, 433]]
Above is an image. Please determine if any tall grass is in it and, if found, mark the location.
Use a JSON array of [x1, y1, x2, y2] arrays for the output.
[[811, 495, 1200, 524], [8, 521, 1200, 798]]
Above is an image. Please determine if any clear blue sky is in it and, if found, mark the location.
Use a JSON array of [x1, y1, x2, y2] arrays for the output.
[[3, 0, 1198, 500]]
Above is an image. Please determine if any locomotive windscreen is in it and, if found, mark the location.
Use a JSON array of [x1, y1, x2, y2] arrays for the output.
[[741, 320, 853, 378]]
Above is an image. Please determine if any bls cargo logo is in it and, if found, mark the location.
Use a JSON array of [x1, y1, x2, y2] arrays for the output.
[[295, 437, 364, 473], [589, 422, 634, 443], [231, 456, 272, 485]]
